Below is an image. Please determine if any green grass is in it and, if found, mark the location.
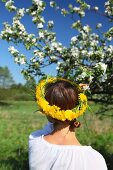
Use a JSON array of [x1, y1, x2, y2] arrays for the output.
[[0, 101, 113, 170], [0, 101, 47, 170]]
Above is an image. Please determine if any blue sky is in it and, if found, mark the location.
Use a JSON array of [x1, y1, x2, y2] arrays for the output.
[[0, 0, 112, 84]]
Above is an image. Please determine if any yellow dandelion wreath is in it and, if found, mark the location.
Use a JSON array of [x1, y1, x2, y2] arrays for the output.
[[36, 77, 88, 121]]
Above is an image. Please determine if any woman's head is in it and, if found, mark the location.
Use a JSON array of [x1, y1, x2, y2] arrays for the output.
[[36, 77, 87, 124], [45, 80, 81, 129]]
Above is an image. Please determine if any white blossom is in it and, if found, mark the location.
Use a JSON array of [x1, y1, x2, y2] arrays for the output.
[[8, 46, 19, 54], [81, 50, 87, 55], [61, 8, 68, 16], [80, 30, 87, 39], [79, 84, 90, 91], [95, 62, 107, 74], [6, 28, 13, 34], [31, 11, 37, 16], [57, 47, 62, 52], [51, 42, 58, 48], [90, 40, 99, 46], [30, 57, 36, 63], [50, 56, 57, 61], [94, 6, 99, 11], [37, 23, 44, 29], [99, 74, 107, 82], [71, 47, 79, 57], [14, 57, 19, 63], [79, 11, 85, 17], [48, 20, 54, 27], [57, 61, 61, 65], [72, 20, 81, 29], [88, 51, 93, 56], [32, 38, 37, 43], [91, 33, 99, 38], [13, 19, 26, 32], [39, 32, 44, 38], [107, 45, 113, 53], [77, 72, 87, 80], [107, 37, 112, 41], [89, 75, 93, 82], [50, 1, 55, 8], [56, 61, 62, 70], [5, 0, 12, 6], [5, 0, 16, 11], [33, 0, 43, 6], [20, 58, 26, 65], [71, 36, 77, 42], [26, 9, 29, 13], [96, 23, 102, 28], [34, 50, 44, 59], [32, 17, 37, 23], [56, 66, 59, 70], [87, 5, 91, 9], [40, 17, 45, 23], [83, 25, 90, 33], [17, 8, 25, 17], [105, 1, 110, 6], [73, 7, 80, 12]]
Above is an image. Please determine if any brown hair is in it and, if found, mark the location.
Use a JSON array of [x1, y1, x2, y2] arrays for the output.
[[45, 80, 78, 110], [45, 80, 81, 128]]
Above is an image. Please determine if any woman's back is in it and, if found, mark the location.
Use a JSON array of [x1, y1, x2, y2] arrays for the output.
[[29, 123, 107, 170]]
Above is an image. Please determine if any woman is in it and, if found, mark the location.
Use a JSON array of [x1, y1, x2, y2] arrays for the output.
[[29, 77, 107, 170]]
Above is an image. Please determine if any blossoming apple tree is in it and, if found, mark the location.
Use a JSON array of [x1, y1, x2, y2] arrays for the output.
[[1, 0, 113, 105]]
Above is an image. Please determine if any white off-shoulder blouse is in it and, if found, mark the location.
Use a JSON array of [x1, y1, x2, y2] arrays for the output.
[[29, 122, 108, 170]]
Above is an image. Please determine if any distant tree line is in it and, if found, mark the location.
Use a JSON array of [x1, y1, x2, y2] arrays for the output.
[[0, 66, 36, 101]]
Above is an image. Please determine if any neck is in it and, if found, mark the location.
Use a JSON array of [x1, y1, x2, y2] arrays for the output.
[[50, 123, 81, 145], [53, 123, 74, 136]]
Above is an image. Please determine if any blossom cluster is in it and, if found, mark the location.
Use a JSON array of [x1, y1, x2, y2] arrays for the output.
[[104, 0, 113, 19], [8, 46, 26, 65], [0, 0, 113, 92], [5, 0, 16, 11]]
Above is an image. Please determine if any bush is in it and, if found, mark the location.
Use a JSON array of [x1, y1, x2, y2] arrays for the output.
[[0, 87, 34, 101]]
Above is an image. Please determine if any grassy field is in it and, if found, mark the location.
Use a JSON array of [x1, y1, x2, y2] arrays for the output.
[[0, 101, 113, 170]]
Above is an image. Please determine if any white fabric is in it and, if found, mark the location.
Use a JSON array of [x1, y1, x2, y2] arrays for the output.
[[29, 122, 108, 170]]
